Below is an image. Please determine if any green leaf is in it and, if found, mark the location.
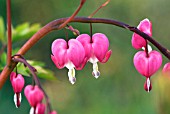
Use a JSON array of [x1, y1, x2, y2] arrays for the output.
[[0, 52, 6, 67], [27, 60, 45, 67], [17, 63, 31, 77], [33, 65, 56, 80], [0, 17, 5, 43], [17, 60, 56, 80], [12, 23, 41, 42]]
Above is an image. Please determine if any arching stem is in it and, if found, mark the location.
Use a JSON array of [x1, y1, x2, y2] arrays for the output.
[[12, 57, 52, 113], [0, 17, 170, 89]]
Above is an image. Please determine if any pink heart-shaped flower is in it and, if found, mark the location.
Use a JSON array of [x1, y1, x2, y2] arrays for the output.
[[76, 33, 112, 63], [24, 85, 44, 107], [10, 72, 25, 93], [133, 50, 162, 77], [51, 39, 85, 69]]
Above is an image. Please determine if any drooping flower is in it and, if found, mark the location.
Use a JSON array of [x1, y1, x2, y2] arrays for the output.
[[133, 50, 162, 77], [132, 18, 152, 50], [24, 85, 44, 113], [51, 39, 86, 84], [76, 33, 112, 78], [133, 50, 162, 92], [10, 72, 25, 108]]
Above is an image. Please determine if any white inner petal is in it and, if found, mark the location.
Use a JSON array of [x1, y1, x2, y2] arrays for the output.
[[14, 93, 17, 108], [29, 107, 34, 114], [65, 61, 75, 69], [65, 61, 76, 84], [14, 93, 22, 108], [147, 44, 152, 53], [89, 56, 98, 64], [142, 44, 152, 53], [92, 62, 100, 79], [68, 68, 76, 85], [147, 78, 150, 93]]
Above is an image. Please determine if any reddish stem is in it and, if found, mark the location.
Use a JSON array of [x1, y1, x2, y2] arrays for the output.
[[58, 0, 86, 29], [88, 0, 110, 18], [144, 39, 149, 57], [6, 0, 12, 66], [0, 17, 170, 89]]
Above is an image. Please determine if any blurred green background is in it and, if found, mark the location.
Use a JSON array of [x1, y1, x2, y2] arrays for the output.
[[1, 0, 170, 114]]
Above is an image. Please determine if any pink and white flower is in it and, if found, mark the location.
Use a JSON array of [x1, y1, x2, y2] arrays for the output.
[[10, 72, 25, 108], [51, 39, 86, 84], [24, 85, 44, 114], [133, 50, 162, 92], [76, 33, 112, 78]]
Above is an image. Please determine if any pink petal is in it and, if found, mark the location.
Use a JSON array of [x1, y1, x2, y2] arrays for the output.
[[138, 18, 152, 36], [10, 72, 16, 82], [131, 33, 147, 49], [24, 85, 33, 98], [35, 103, 46, 114], [24, 85, 44, 107], [50, 111, 58, 114], [76, 34, 92, 59], [133, 51, 162, 77], [10, 72, 25, 93], [162, 62, 170, 76], [132, 18, 152, 50], [67, 39, 85, 68], [92, 33, 109, 62], [101, 50, 112, 63], [75, 57, 88, 70], [51, 39, 68, 68], [51, 55, 65, 69]]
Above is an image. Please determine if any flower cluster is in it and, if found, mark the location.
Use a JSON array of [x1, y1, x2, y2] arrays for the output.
[[132, 19, 162, 92], [10, 71, 57, 114], [51, 33, 112, 84]]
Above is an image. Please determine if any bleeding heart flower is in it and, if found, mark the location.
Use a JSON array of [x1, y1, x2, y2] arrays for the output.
[[133, 50, 162, 92], [162, 62, 170, 76], [10, 72, 25, 108], [132, 18, 152, 50], [24, 85, 44, 107], [133, 50, 162, 77], [51, 39, 86, 84], [76, 33, 112, 78]]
